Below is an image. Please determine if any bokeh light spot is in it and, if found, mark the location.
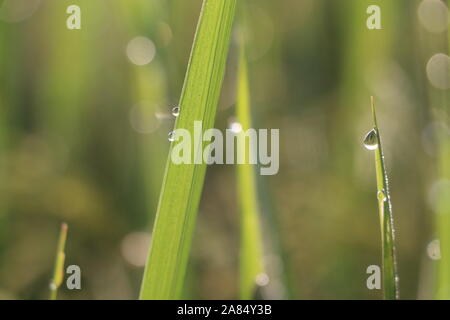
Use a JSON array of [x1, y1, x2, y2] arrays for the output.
[[418, 0, 449, 33], [120, 232, 151, 267], [126, 36, 156, 66], [426, 53, 450, 89]]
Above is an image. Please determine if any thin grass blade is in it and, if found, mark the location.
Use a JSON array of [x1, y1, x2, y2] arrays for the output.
[[139, 0, 237, 299], [236, 41, 265, 300], [366, 96, 399, 300], [49, 223, 68, 300]]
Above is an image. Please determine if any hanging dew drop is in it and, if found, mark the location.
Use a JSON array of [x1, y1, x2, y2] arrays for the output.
[[363, 128, 379, 150], [172, 106, 180, 117], [168, 131, 175, 142]]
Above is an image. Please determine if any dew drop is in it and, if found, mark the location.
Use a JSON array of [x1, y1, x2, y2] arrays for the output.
[[377, 189, 387, 202], [172, 106, 180, 117], [363, 128, 379, 150], [168, 131, 175, 142]]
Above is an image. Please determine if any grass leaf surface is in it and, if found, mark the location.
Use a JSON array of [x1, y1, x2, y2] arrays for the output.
[[139, 0, 237, 300]]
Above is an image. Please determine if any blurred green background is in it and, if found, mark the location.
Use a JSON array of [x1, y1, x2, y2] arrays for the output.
[[0, 0, 449, 299]]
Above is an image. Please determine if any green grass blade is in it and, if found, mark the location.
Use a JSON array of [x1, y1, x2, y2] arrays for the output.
[[366, 97, 399, 300], [236, 41, 265, 300], [49, 223, 68, 300], [139, 0, 237, 300]]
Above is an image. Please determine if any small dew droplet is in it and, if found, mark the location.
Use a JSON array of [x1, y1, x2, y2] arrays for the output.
[[172, 106, 180, 117], [168, 131, 175, 142], [377, 189, 387, 202], [49, 282, 57, 291], [363, 128, 379, 150]]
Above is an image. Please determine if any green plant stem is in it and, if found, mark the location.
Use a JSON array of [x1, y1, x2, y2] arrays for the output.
[[49, 223, 68, 300], [139, 0, 237, 299]]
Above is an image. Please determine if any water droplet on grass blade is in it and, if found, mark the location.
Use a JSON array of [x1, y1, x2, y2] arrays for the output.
[[172, 106, 180, 117], [168, 131, 175, 142], [377, 189, 387, 202], [363, 128, 379, 150]]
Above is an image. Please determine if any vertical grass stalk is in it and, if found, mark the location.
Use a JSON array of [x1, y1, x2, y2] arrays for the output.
[[236, 41, 265, 300], [365, 97, 399, 300], [139, 0, 237, 299], [49, 223, 68, 300]]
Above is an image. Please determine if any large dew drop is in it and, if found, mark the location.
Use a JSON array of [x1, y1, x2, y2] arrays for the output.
[[363, 128, 379, 150]]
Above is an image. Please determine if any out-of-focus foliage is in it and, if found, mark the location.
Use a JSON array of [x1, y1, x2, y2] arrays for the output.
[[236, 41, 265, 300], [0, 0, 448, 299]]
